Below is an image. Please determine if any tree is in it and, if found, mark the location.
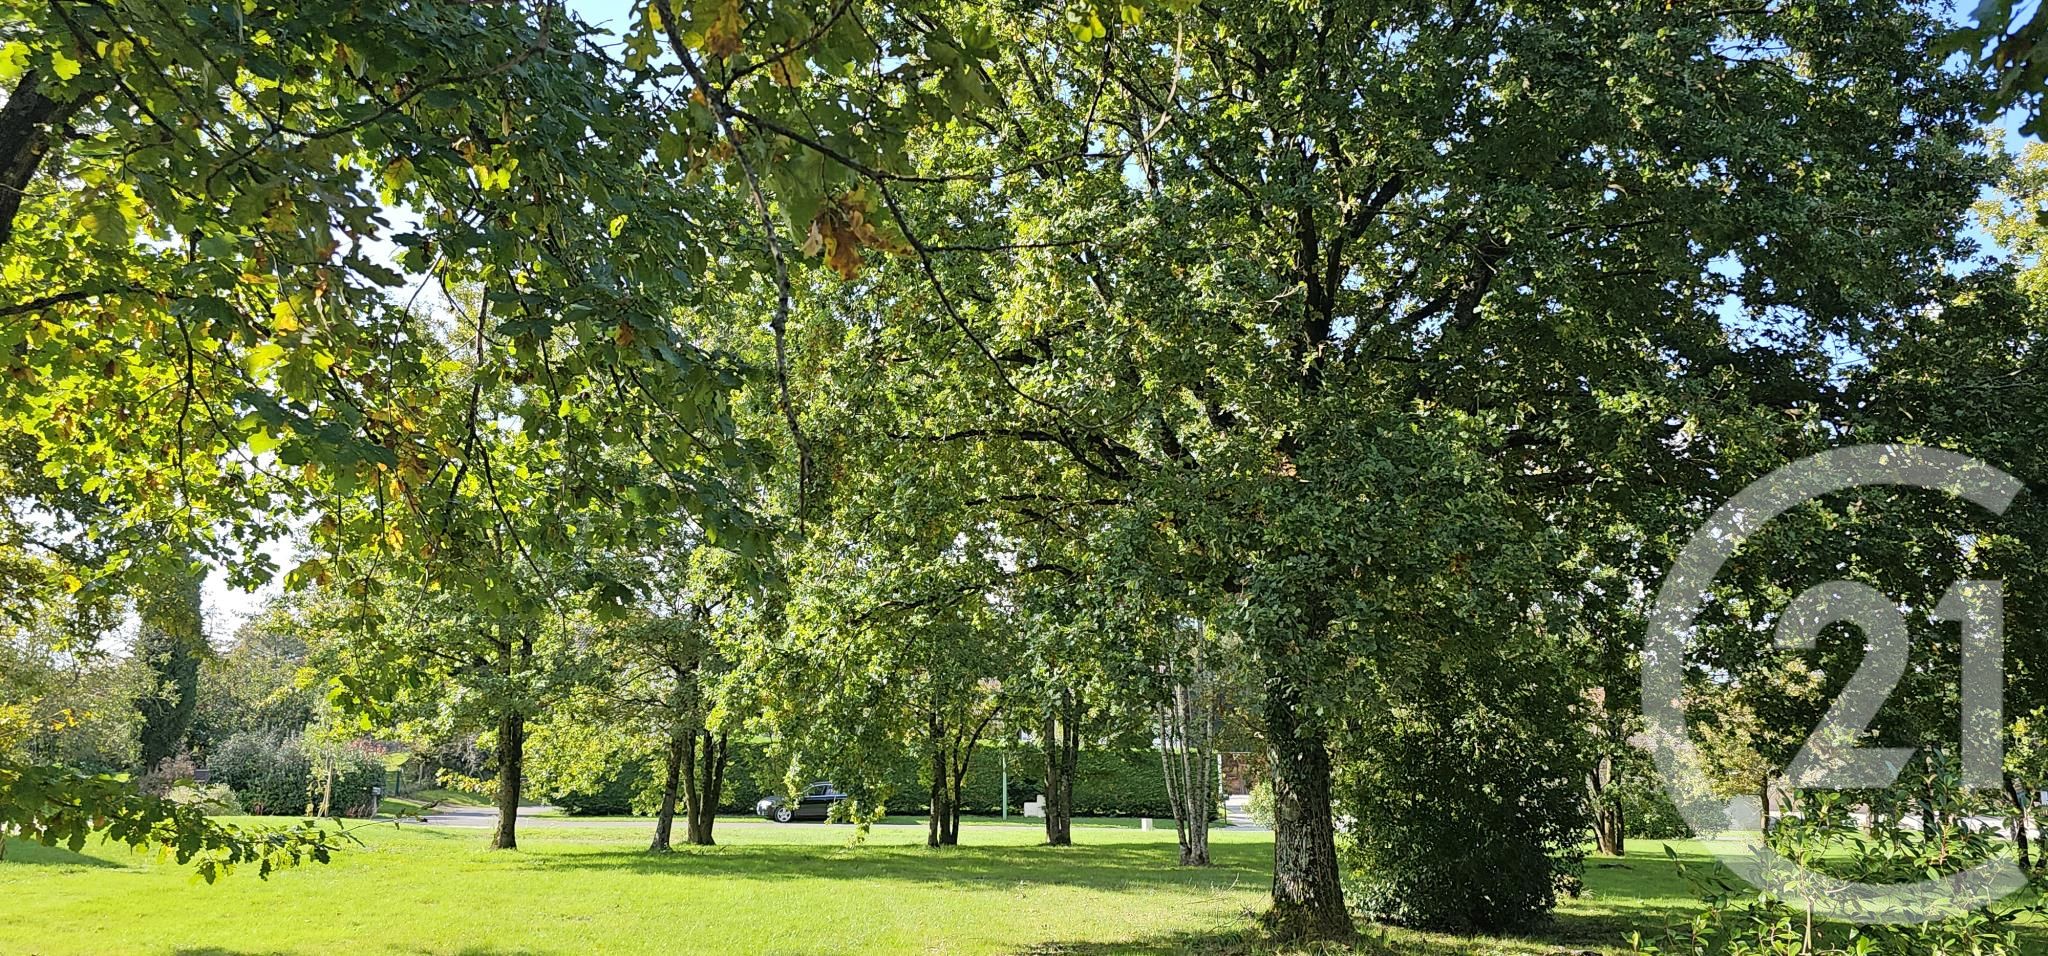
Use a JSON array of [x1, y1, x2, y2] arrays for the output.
[[132, 560, 206, 772], [762, 2, 1989, 939], [1154, 617, 1223, 867], [590, 545, 751, 850]]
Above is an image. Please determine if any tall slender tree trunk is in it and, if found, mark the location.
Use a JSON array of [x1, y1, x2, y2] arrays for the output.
[[686, 729, 726, 845], [1758, 775, 1772, 836], [1159, 642, 1216, 867], [2007, 776, 2033, 871], [1589, 755, 1625, 857], [945, 754, 967, 845], [1262, 675, 1351, 942], [1042, 696, 1078, 846], [492, 709, 525, 850], [651, 726, 687, 852], [927, 721, 949, 848]]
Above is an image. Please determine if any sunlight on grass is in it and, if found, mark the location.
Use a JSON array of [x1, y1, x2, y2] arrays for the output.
[[7, 827, 2046, 956]]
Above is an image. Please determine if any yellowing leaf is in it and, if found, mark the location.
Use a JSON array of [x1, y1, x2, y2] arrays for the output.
[[703, 0, 745, 58], [249, 342, 286, 371], [49, 48, 80, 81], [0, 42, 29, 84]]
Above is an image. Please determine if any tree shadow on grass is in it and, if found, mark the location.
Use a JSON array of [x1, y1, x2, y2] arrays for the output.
[[1014, 845, 1720, 956], [0, 840, 124, 868], [519, 839, 1273, 894], [1017, 921, 1659, 956]]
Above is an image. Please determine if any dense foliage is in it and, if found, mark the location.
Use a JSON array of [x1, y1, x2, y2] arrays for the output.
[[4, 0, 2046, 947]]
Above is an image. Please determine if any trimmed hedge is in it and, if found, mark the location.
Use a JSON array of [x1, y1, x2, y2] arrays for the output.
[[868, 745, 1176, 816], [548, 740, 1180, 818]]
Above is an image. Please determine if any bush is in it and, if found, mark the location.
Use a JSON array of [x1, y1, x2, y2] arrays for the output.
[[1340, 704, 1590, 934], [1615, 771, 1693, 840], [165, 782, 242, 814], [209, 729, 312, 815], [869, 744, 1176, 817], [134, 752, 199, 797], [549, 758, 648, 816], [314, 742, 384, 818], [1246, 780, 1275, 826], [1631, 761, 2029, 956], [207, 730, 382, 818]]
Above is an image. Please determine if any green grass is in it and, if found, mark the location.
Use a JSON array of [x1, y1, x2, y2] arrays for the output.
[[2, 822, 2039, 956]]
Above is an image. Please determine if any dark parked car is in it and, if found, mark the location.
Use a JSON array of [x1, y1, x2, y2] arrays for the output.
[[756, 782, 848, 822]]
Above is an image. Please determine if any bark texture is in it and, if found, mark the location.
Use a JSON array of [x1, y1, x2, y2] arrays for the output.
[[0, 70, 86, 249], [1262, 680, 1352, 942], [681, 728, 727, 846], [651, 727, 686, 851], [1588, 755, 1625, 857], [1158, 644, 1217, 867], [492, 709, 525, 850], [1041, 694, 1078, 846]]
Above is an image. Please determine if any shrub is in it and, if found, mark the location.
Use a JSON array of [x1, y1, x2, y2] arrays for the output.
[[1246, 780, 1275, 826], [548, 758, 648, 816], [1630, 759, 2033, 955], [209, 730, 312, 815], [134, 752, 199, 796], [1340, 704, 1590, 933], [313, 742, 384, 818], [165, 782, 242, 814], [869, 744, 1176, 817], [1615, 772, 1693, 840]]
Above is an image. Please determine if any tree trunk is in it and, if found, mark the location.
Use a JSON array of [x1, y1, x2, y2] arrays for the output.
[[492, 709, 525, 850], [1042, 699, 1078, 846], [1262, 678, 1351, 942], [1589, 756, 1625, 857], [686, 729, 726, 845], [1758, 776, 1772, 836], [927, 724, 948, 848], [2007, 777, 2032, 871], [945, 755, 966, 845], [0, 70, 87, 250], [651, 726, 686, 852], [1160, 625, 1221, 868]]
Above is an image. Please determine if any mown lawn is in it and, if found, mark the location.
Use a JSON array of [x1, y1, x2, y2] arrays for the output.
[[1, 819, 2028, 956]]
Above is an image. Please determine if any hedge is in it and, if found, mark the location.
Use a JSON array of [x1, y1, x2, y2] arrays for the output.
[[548, 740, 1181, 818]]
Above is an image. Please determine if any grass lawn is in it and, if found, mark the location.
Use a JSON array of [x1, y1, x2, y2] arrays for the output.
[[2, 821, 2041, 956]]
